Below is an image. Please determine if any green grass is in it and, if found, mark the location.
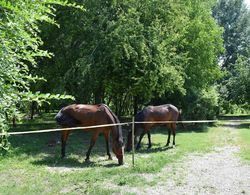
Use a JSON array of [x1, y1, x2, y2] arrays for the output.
[[237, 125, 250, 161], [0, 113, 249, 194]]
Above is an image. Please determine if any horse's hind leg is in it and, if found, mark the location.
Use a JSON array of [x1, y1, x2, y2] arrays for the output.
[[147, 132, 152, 149], [166, 124, 171, 147], [103, 131, 112, 160], [85, 132, 99, 162], [166, 129, 171, 147], [171, 123, 176, 147], [61, 130, 70, 158]]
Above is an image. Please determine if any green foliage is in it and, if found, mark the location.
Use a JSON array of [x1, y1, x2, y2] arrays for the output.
[[175, 0, 224, 118], [213, 0, 250, 68], [213, 0, 250, 112], [227, 56, 250, 104], [0, 0, 75, 153], [37, 0, 223, 117], [183, 0, 224, 90], [218, 56, 250, 114], [185, 86, 220, 119]]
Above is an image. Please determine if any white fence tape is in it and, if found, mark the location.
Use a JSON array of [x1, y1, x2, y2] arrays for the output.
[[0, 119, 249, 136], [0, 122, 130, 136]]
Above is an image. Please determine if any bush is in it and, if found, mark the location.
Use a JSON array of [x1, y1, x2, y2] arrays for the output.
[[184, 86, 219, 120]]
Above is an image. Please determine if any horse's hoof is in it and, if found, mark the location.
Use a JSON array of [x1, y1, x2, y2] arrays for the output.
[[85, 158, 90, 163], [108, 156, 113, 160], [172, 145, 176, 148]]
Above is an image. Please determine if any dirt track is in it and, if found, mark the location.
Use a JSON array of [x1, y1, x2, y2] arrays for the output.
[[113, 146, 249, 195], [143, 146, 250, 195]]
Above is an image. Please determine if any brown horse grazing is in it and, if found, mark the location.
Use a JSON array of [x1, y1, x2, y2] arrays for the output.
[[126, 104, 183, 152], [55, 104, 124, 165]]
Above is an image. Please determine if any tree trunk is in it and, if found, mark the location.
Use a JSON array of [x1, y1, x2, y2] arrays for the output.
[[30, 101, 36, 119], [133, 96, 138, 116], [94, 86, 104, 104], [12, 117, 16, 128]]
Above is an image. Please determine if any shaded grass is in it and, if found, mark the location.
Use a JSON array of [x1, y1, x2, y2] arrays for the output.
[[0, 114, 249, 194]]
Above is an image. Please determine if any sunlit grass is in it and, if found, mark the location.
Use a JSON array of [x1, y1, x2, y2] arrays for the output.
[[238, 125, 250, 162]]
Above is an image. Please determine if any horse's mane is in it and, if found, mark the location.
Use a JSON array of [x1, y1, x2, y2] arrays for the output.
[[100, 104, 123, 145]]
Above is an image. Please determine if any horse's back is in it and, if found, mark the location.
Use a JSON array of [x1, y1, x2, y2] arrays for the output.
[[143, 104, 179, 121], [56, 104, 109, 127]]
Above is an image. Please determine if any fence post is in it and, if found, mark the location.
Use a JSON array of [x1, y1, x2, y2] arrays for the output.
[[132, 116, 135, 167]]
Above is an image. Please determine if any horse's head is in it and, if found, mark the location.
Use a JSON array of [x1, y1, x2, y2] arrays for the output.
[[112, 137, 124, 165], [102, 104, 125, 165]]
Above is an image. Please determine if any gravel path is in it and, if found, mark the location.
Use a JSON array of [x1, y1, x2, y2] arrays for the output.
[[141, 146, 250, 195], [116, 146, 250, 195]]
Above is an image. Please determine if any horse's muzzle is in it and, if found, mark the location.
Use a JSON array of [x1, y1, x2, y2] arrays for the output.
[[118, 158, 124, 165]]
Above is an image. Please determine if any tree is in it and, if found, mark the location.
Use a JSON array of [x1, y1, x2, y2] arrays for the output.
[[37, 0, 224, 118], [227, 56, 250, 104], [213, 0, 250, 110], [37, 0, 188, 115], [170, 0, 224, 119], [0, 0, 75, 153], [213, 0, 250, 69]]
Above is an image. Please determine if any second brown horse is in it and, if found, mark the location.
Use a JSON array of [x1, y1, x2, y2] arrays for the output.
[[126, 104, 182, 152], [55, 104, 124, 165]]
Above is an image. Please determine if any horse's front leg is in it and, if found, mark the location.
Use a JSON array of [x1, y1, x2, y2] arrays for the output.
[[103, 131, 112, 160], [136, 131, 146, 150], [61, 130, 70, 158], [85, 132, 99, 162]]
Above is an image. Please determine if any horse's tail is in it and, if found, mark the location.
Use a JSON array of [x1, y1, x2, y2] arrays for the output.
[[101, 104, 123, 144], [178, 109, 185, 129]]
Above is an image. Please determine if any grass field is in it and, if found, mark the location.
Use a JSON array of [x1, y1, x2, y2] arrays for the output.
[[0, 114, 249, 194]]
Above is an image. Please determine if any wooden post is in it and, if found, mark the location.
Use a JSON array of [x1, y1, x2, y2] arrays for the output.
[[132, 116, 135, 167]]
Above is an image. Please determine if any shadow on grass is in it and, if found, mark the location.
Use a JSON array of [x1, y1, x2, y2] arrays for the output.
[[218, 123, 250, 129], [134, 144, 176, 154], [32, 154, 120, 168], [9, 124, 121, 168], [218, 115, 250, 120], [216, 115, 250, 129], [145, 124, 210, 136]]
